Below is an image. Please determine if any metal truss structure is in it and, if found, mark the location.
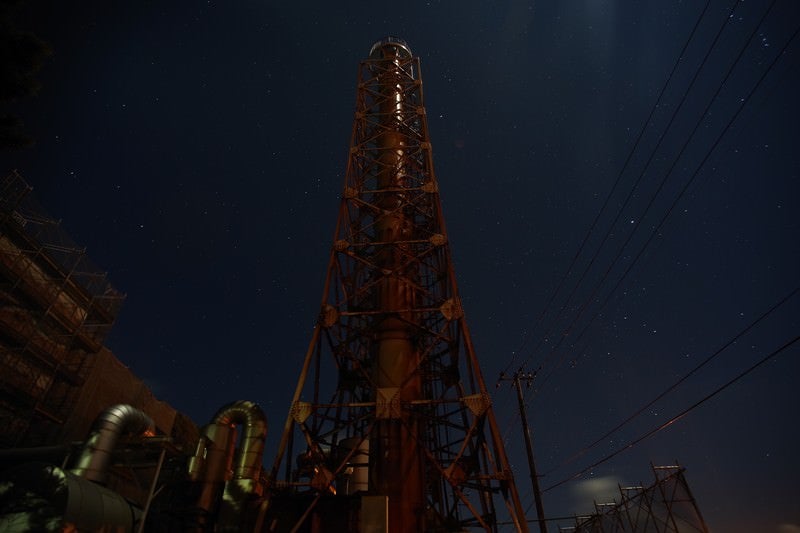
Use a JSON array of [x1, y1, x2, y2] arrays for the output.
[[269, 38, 528, 532], [0, 170, 124, 446], [558, 464, 709, 533]]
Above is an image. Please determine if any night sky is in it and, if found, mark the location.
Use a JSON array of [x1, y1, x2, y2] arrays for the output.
[[4, 1, 799, 531]]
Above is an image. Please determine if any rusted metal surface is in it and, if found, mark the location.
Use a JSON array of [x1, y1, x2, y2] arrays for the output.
[[270, 38, 528, 532], [369, 38, 424, 533]]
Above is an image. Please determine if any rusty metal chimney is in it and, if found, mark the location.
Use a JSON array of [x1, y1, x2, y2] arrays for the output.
[[269, 38, 528, 533]]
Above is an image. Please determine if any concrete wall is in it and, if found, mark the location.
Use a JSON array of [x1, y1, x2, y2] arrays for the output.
[[61, 347, 198, 449]]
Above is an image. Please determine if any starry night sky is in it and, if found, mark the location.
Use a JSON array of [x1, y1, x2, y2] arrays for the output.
[[4, 1, 799, 531]]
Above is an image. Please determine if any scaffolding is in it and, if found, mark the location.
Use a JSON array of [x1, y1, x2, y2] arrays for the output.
[[0, 170, 125, 447], [558, 464, 709, 533]]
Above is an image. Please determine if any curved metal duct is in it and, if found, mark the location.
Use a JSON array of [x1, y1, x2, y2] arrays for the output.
[[188, 400, 267, 531], [69, 403, 155, 485], [0, 462, 141, 532], [214, 400, 267, 482]]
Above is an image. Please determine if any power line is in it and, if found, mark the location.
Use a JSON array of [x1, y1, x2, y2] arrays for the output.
[[498, 0, 715, 381], [497, 1, 724, 452], [516, 16, 799, 494], [563, 18, 800, 383], [499, 0, 745, 449], [542, 286, 799, 478], [532, 0, 782, 397], [498, 3, 797, 486], [518, 0, 743, 378], [543, 333, 800, 493]]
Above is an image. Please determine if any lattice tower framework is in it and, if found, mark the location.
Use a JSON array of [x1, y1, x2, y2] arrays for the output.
[[269, 38, 528, 532]]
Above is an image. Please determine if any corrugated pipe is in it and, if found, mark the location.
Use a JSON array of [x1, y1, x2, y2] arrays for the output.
[[69, 404, 155, 485]]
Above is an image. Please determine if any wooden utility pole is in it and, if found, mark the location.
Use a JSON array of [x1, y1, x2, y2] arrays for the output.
[[500, 370, 548, 533]]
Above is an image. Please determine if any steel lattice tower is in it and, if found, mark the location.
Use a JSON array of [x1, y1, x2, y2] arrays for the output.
[[269, 38, 528, 532]]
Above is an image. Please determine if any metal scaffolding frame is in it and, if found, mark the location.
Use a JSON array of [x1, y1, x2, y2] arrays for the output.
[[0, 170, 124, 446], [558, 464, 709, 533], [269, 39, 528, 532]]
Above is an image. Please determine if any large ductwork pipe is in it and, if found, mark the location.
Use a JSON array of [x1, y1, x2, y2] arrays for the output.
[[188, 400, 267, 531], [0, 462, 142, 532], [215, 400, 267, 484], [69, 404, 155, 485]]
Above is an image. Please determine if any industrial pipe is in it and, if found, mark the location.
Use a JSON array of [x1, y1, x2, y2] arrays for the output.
[[69, 403, 155, 485], [215, 400, 267, 484], [0, 462, 142, 532], [1, 406, 153, 532], [189, 400, 268, 531]]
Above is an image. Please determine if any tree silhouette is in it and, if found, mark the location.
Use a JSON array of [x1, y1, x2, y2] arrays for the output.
[[0, 0, 50, 150]]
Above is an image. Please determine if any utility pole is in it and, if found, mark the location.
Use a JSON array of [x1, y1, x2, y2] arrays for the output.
[[500, 369, 548, 533]]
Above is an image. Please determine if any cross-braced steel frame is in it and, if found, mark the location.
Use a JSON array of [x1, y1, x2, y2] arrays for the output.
[[560, 464, 709, 533], [269, 38, 528, 532]]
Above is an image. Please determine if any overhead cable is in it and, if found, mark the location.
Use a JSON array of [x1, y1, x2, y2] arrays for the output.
[[499, 0, 716, 382], [563, 18, 800, 381], [543, 334, 800, 493], [543, 286, 798, 477], [532, 0, 782, 396]]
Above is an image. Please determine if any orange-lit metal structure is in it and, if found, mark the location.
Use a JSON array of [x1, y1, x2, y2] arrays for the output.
[[0, 38, 717, 533], [269, 38, 529, 532], [0, 170, 125, 447]]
